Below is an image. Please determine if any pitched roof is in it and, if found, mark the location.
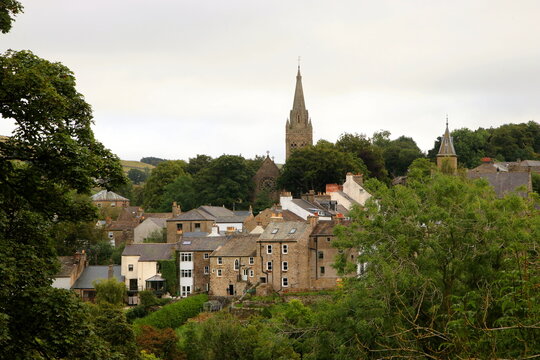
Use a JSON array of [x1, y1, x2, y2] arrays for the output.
[[107, 220, 138, 231], [468, 172, 531, 198], [168, 208, 215, 221], [199, 206, 235, 217], [437, 122, 457, 157], [168, 206, 249, 223], [312, 220, 351, 236], [178, 236, 229, 252], [259, 221, 310, 241], [143, 212, 173, 219], [122, 243, 176, 261], [91, 190, 129, 202], [519, 160, 540, 167], [211, 235, 259, 257], [147, 217, 167, 227], [72, 265, 122, 289], [56, 256, 78, 277]]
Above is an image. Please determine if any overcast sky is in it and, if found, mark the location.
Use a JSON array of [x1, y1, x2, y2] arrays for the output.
[[1, 0, 540, 163]]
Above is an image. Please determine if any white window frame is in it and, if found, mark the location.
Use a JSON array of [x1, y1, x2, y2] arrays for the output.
[[181, 285, 191, 297], [282, 261, 288, 271], [217, 269, 222, 277], [249, 269, 254, 277], [266, 261, 272, 271], [282, 244, 288, 254], [267, 245, 272, 254], [128, 264, 133, 271], [204, 266, 209, 274], [249, 257, 254, 265], [204, 253, 209, 259], [181, 269, 192, 278], [180, 252, 192, 262], [234, 259, 240, 271], [282, 277, 288, 287], [217, 257, 223, 265]]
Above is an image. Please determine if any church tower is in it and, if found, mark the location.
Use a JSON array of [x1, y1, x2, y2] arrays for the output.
[[285, 66, 313, 160], [436, 118, 458, 174]]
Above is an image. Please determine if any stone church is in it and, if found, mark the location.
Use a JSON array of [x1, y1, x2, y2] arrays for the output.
[[253, 66, 315, 202]]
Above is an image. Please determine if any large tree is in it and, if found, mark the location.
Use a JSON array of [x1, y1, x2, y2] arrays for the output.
[[278, 140, 366, 196], [143, 160, 187, 210], [324, 173, 540, 359], [382, 135, 424, 177], [336, 133, 388, 181], [0, 49, 126, 358]]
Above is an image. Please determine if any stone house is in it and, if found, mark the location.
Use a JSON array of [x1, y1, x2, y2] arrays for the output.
[[91, 190, 130, 208], [209, 234, 260, 297], [72, 264, 123, 302], [121, 243, 176, 304], [177, 236, 229, 297], [257, 220, 315, 293], [244, 205, 304, 232], [134, 217, 167, 243], [52, 251, 88, 290]]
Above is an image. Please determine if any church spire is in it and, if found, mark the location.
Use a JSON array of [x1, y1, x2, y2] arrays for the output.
[[436, 116, 458, 173], [292, 66, 306, 112]]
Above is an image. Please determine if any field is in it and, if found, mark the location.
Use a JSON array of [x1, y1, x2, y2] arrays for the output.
[[120, 160, 155, 174]]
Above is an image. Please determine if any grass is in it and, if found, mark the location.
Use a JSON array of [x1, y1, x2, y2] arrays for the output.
[[120, 160, 155, 174]]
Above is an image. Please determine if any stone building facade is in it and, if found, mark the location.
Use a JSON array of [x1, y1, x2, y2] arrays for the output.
[[285, 67, 313, 160], [252, 154, 281, 203], [436, 120, 458, 173]]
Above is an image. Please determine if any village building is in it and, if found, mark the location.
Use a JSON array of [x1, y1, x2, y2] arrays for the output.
[[121, 243, 176, 304], [52, 251, 88, 290], [286, 66, 313, 160], [209, 234, 260, 297], [177, 235, 229, 297], [72, 264, 123, 302], [244, 205, 304, 232], [436, 120, 458, 174], [252, 153, 281, 203], [91, 189, 130, 208], [134, 217, 168, 243]]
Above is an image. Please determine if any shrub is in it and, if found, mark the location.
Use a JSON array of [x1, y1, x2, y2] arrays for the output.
[[134, 294, 208, 330], [136, 325, 183, 360], [126, 305, 148, 323], [94, 277, 126, 306]]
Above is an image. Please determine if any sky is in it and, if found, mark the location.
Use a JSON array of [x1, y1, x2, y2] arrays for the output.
[[1, 0, 540, 163]]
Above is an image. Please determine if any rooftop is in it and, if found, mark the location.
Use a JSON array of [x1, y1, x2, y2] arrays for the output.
[[211, 234, 259, 257], [122, 243, 176, 261], [259, 221, 310, 241], [72, 265, 122, 289], [91, 190, 129, 202]]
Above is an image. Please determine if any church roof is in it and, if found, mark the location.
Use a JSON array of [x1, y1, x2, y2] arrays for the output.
[[292, 67, 306, 111], [437, 120, 457, 157]]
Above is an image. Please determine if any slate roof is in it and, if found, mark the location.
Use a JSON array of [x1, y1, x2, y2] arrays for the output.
[[168, 209, 215, 221], [312, 220, 351, 236], [211, 234, 259, 257], [147, 218, 167, 227], [168, 206, 249, 223], [72, 265, 122, 289], [199, 206, 235, 217], [291, 199, 333, 216], [91, 190, 129, 202], [259, 221, 310, 242], [468, 172, 531, 198], [519, 160, 540, 167], [178, 236, 229, 252], [143, 212, 173, 219], [122, 243, 176, 261], [107, 220, 138, 231]]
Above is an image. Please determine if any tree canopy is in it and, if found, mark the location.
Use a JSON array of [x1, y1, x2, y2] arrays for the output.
[[336, 133, 388, 181], [143, 160, 187, 210]]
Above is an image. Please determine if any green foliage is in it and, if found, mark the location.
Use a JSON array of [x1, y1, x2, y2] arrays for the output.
[[336, 132, 388, 181], [50, 217, 106, 256], [186, 154, 212, 175], [381, 135, 424, 176], [532, 173, 540, 194], [0, 0, 23, 34], [329, 173, 540, 359], [134, 294, 208, 330], [144, 228, 167, 243], [158, 259, 179, 295], [94, 277, 127, 306], [112, 243, 126, 265], [143, 160, 187, 210], [158, 175, 197, 212], [0, 49, 125, 359], [87, 240, 115, 265], [279, 140, 367, 196], [128, 168, 149, 184], [253, 189, 274, 214], [141, 157, 166, 166], [407, 157, 436, 182], [193, 155, 254, 209]]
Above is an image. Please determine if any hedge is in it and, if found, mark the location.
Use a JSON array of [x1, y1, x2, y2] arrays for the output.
[[133, 294, 208, 330]]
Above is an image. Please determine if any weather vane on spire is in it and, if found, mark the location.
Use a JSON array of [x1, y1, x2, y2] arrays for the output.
[[297, 56, 301, 69], [446, 114, 449, 127]]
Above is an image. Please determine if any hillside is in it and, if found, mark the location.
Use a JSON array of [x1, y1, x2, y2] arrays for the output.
[[120, 160, 155, 174]]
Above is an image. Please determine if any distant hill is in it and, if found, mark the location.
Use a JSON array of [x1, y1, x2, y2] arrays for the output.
[[120, 160, 155, 174]]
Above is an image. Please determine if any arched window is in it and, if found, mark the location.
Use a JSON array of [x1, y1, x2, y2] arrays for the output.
[[234, 259, 239, 270]]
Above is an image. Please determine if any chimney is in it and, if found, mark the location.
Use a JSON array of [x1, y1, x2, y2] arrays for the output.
[[172, 202, 181, 217], [481, 157, 492, 163], [353, 174, 364, 185], [107, 263, 114, 279], [307, 214, 318, 228], [208, 225, 221, 237], [302, 190, 315, 203]]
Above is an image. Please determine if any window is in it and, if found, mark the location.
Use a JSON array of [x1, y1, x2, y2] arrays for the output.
[[181, 269, 192, 278], [194, 222, 201, 231], [97, 203, 102, 208], [204, 266, 209, 274], [260, 277, 267, 283], [205, 283, 210, 292], [282, 277, 289, 287], [266, 261, 273, 271], [111, 202, 116, 207], [282, 244, 288, 254], [180, 253, 192, 262], [271, 228, 279, 234], [318, 251, 324, 259], [129, 279, 138, 291], [217, 269, 222, 277], [217, 257, 223, 265], [108, 232, 114, 239], [351, 254, 354, 260], [234, 259, 240, 270], [320, 266, 325, 275], [181, 285, 191, 297], [249, 269, 254, 277], [289, 228, 296, 234], [267, 245, 273, 254], [176, 223, 183, 233], [282, 261, 288, 271], [327, 237, 331, 242], [128, 264, 133, 271], [249, 257, 254, 265], [204, 253, 209, 259]]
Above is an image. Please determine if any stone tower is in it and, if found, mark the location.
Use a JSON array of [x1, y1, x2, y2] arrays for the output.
[[285, 66, 313, 160], [436, 119, 458, 174]]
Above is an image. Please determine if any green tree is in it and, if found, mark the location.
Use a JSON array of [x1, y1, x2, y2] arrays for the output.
[[193, 155, 254, 209], [336, 133, 388, 181], [0, 49, 125, 358], [382, 135, 424, 177], [87, 240, 115, 265], [141, 156, 166, 166], [128, 168, 149, 184], [144, 228, 167, 243], [278, 141, 366, 196], [327, 173, 540, 359], [158, 174, 197, 212], [0, 0, 23, 33], [143, 160, 187, 210], [186, 154, 213, 175], [94, 277, 127, 306]]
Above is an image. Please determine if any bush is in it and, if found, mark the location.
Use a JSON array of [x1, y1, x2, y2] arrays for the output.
[[126, 305, 148, 323], [136, 325, 183, 360], [134, 295, 208, 330], [94, 277, 126, 306]]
